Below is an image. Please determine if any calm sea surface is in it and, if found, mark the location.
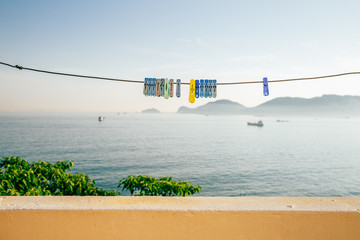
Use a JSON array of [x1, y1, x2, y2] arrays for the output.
[[0, 112, 359, 196]]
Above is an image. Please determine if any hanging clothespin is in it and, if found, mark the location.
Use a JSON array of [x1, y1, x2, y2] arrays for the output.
[[148, 78, 152, 96], [204, 80, 209, 98], [160, 78, 165, 96], [143, 78, 148, 96], [213, 80, 217, 98], [176, 79, 181, 98], [189, 79, 196, 103], [149, 78, 153, 96], [195, 80, 199, 98], [164, 78, 169, 99], [209, 80, 213, 98], [147, 78, 152, 96], [155, 78, 161, 97], [152, 78, 156, 96], [211, 80, 216, 98], [208, 79, 211, 98], [169, 79, 174, 97], [263, 77, 269, 96], [200, 79, 204, 98]]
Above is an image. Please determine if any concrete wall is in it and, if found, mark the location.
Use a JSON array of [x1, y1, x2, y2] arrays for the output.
[[1, 197, 360, 240]]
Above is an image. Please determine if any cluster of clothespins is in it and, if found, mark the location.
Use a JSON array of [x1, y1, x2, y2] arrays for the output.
[[143, 78, 181, 98], [143, 77, 270, 103], [143, 78, 218, 103], [188, 79, 217, 103]]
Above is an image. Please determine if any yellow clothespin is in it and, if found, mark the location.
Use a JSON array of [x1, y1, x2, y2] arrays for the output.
[[189, 79, 196, 103]]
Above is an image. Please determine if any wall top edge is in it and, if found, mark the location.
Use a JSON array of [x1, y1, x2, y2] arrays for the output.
[[1, 197, 360, 212]]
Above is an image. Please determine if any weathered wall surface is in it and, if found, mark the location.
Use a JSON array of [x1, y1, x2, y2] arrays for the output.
[[1, 197, 360, 240]]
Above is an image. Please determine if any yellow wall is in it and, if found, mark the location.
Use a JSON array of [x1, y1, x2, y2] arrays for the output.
[[1, 197, 360, 240]]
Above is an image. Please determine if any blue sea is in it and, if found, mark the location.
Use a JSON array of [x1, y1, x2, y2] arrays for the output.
[[0, 112, 359, 196]]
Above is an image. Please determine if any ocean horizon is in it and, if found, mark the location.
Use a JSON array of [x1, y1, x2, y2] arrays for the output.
[[1, 112, 359, 196]]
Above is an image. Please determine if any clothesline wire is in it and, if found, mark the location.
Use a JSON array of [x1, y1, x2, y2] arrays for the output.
[[1, 61, 360, 85]]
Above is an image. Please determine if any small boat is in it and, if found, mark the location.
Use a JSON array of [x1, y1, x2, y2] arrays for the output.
[[247, 120, 263, 127], [98, 116, 105, 122]]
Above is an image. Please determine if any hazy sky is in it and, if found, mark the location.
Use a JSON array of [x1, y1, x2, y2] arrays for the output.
[[1, 0, 360, 112]]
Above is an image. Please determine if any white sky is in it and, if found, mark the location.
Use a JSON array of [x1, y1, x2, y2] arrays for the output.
[[1, 0, 360, 112]]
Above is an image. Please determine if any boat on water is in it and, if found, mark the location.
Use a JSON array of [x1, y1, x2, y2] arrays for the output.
[[247, 120, 263, 127], [98, 116, 105, 122]]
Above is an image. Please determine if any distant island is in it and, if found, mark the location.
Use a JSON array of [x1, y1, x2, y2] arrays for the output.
[[141, 108, 161, 113], [178, 99, 246, 115], [177, 95, 360, 117]]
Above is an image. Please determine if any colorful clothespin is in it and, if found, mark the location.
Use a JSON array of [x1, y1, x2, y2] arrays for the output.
[[210, 80, 214, 97], [155, 78, 161, 97], [204, 80, 209, 98], [153, 79, 156, 96], [169, 79, 174, 97], [209, 80, 213, 98], [148, 78, 152, 96], [195, 80, 199, 98], [160, 78, 165, 96], [189, 79, 196, 103], [143, 78, 148, 96], [213, 80, 217, 98], [176, 79, 181, 98], [147, 78, 152, 96], [263, 77, 269, 96], [200, 79, 204, 98], [164, 78, 169, 99], [149, 78, 153, 96]]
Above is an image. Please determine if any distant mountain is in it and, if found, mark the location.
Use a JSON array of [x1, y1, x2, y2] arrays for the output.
[[177, 95, 360, 117], [177, 100, 246, 115], [247, 95, 360, 116], [141, 108, 160, 113]]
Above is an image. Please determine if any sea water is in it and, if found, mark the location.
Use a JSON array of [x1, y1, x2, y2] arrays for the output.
[[0, 112, 359, 196]]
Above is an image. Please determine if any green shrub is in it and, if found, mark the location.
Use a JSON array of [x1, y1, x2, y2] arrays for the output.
[[0, 156, 119, 196], [119, 174, 202, 196], [0, 156, 202, 197]]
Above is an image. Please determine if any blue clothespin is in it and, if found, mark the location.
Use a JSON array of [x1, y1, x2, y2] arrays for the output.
[[207, 80, 211, 98], [204, 80, 209, 98], [200, 79, 204, 98], [263, 77, 269, 96], [207, 79, 211, 97], [213, 80, 217, 98], [195, 80, 199, 98], [143, 78, 148, 96], [152, 78, 156, 96], [209, 80, 213, 98], [150, 78, 154, 96], [176, 79, 181, 98], [147, 78, 152, 96], [148, 78, 152, 96], [211, 80, 216, 97], [160, 78, 165, 96]]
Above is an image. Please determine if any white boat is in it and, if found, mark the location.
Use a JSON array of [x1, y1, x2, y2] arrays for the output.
[[247, 120, 263, 127]]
